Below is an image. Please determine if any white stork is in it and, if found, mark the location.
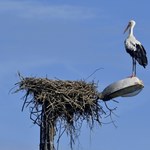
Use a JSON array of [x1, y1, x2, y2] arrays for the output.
[[124, 20, 148, 77]]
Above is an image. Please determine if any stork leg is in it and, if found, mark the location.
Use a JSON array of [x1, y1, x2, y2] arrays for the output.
[[134, 58, 136, 76], [132, 57, 136, 77]]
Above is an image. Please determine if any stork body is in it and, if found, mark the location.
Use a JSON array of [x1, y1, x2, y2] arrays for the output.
[[124, 20, 148, 77]]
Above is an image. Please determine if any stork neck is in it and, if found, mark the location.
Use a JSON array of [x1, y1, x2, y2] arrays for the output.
[[129, 26, 134, 36]]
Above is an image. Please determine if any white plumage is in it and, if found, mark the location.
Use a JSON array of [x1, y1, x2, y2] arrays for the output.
[[124, 20, 148, 76]]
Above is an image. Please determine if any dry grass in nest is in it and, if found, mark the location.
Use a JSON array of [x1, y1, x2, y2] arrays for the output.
[[14, 75, 116, 149]]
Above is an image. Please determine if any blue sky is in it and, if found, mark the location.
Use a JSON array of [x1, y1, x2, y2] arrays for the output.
[[0, 0, 150, 150]]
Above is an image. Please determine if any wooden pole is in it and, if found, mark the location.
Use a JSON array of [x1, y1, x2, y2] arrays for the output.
[[39, 102, 55, 150]]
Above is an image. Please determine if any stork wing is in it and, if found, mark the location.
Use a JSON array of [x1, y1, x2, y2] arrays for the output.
[[135, 44, 148, 67], [124, 38, 148, 68]]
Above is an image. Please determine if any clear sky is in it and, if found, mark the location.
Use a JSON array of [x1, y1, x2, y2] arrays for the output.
[[0, 0, 150, 150]]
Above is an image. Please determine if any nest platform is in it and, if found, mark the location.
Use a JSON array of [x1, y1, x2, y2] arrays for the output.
[[15, 76, 112, 150]]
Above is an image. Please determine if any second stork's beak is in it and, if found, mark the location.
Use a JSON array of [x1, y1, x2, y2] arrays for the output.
[[124, 23, 131, 34]]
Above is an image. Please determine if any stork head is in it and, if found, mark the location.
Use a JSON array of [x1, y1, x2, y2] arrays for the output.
[[124, 20, 136, 34]]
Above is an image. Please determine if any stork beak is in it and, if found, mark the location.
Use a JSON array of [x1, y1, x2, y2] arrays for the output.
[[124, 23, 130, 34]]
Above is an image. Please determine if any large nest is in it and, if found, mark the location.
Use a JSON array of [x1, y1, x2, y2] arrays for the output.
[[14, 75, 115, 149]]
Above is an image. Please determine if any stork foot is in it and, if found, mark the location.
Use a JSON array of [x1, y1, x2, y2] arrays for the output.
[[127, 74, 136, 78]]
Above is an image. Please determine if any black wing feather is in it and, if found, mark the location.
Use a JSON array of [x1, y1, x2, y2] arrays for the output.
[[134, 44, 148, 68]]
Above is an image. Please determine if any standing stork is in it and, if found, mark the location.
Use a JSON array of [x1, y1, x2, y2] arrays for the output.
[[124, 20, 148, 77]]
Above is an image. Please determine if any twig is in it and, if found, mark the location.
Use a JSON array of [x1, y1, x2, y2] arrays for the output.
[[85, 68, 104, 80]]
